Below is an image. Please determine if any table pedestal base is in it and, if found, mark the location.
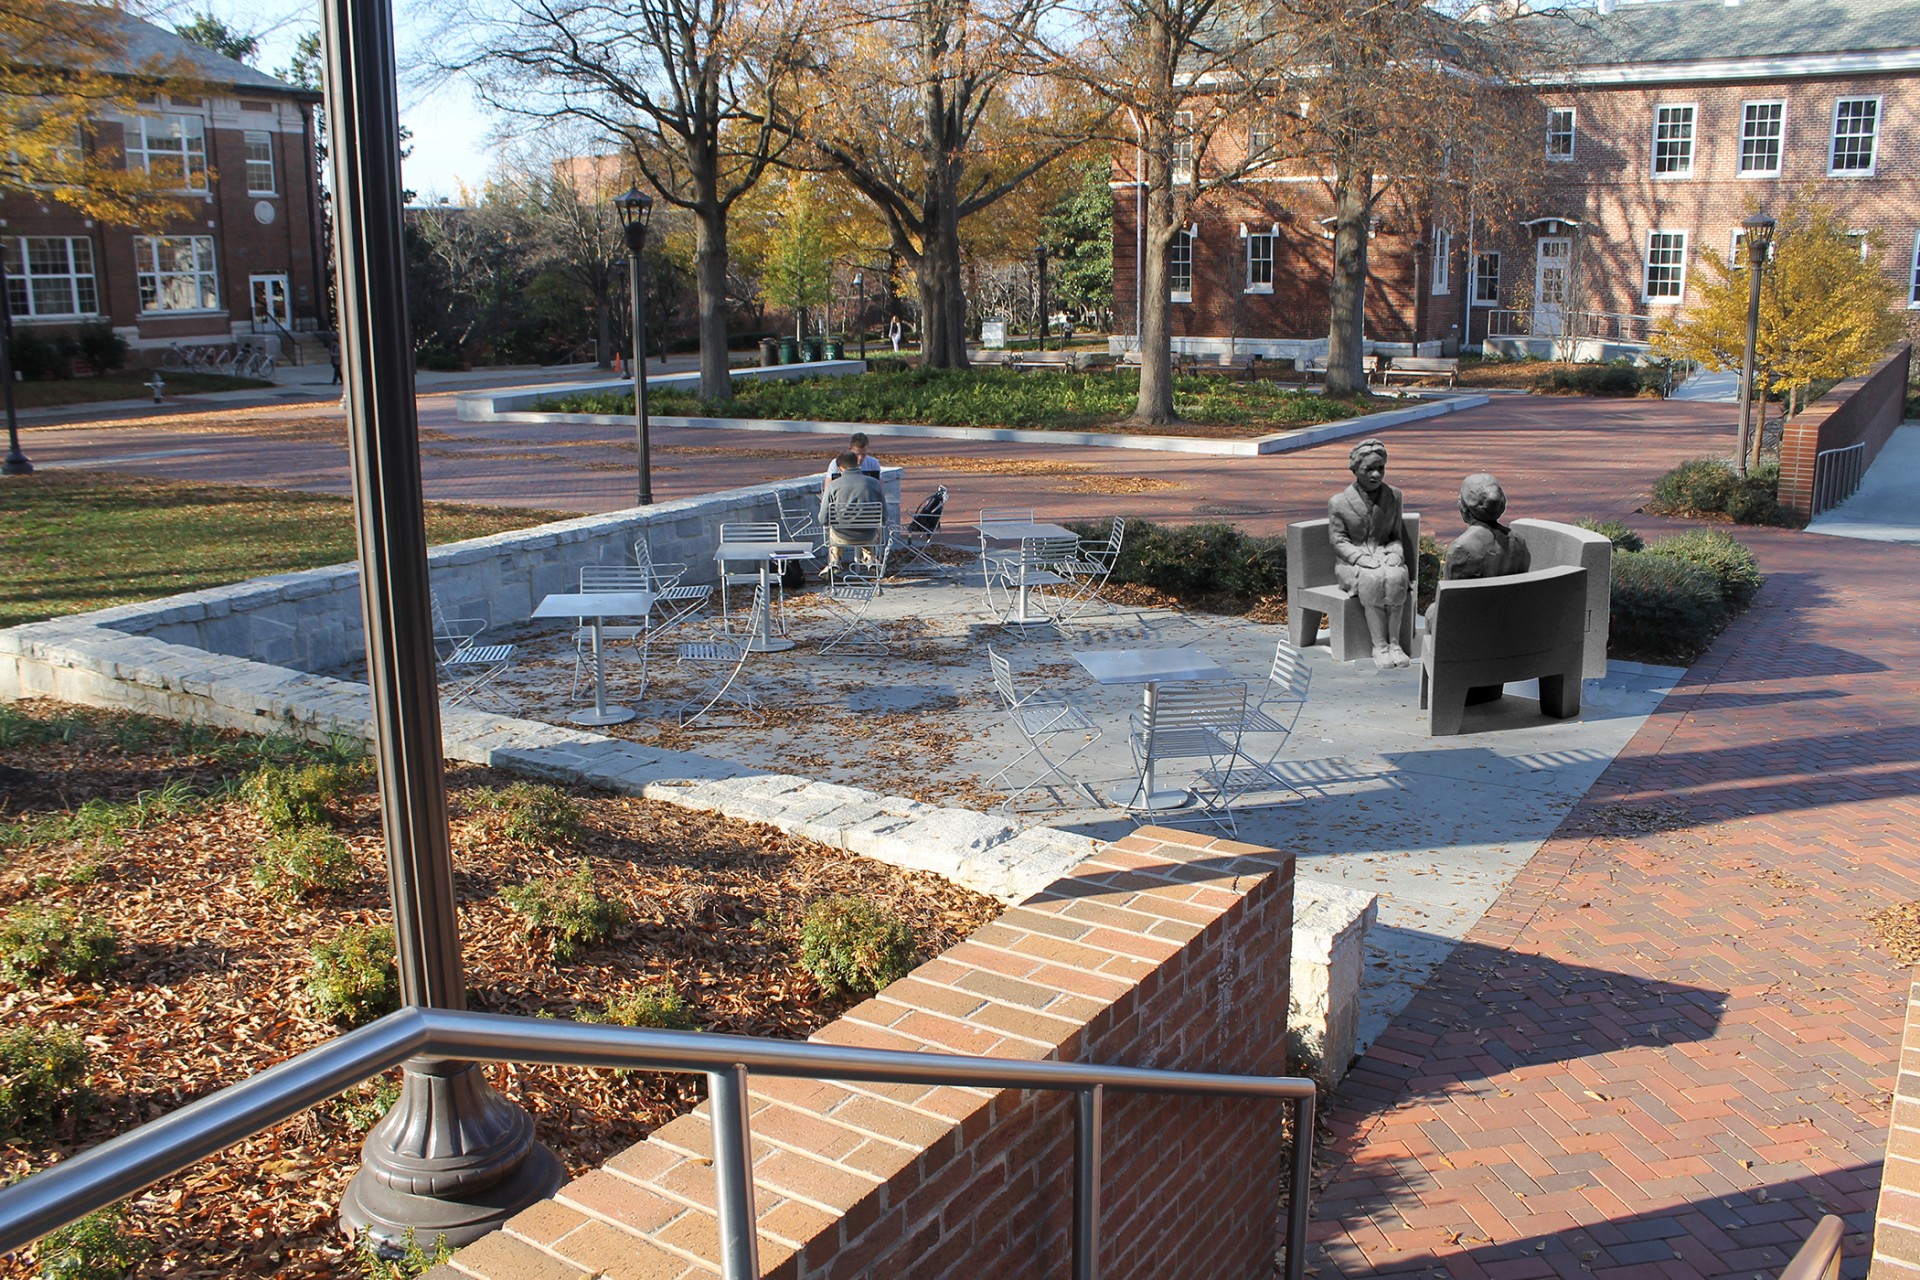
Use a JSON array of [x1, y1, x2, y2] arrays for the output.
[[746, 636, 796, 653], [568, 707, 636, 726], [1109, 785, 1194, 811]]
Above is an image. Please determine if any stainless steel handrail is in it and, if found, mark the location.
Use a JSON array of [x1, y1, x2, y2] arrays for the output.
[[0, 1007, 1317, 1280], [1778, 1214, 1844, 1280], [1812, 442, 1867, 516]]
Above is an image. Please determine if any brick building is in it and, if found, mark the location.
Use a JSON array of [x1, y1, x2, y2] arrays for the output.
[[2, 11, 326, 364], [1111, 0, 1920, 361]]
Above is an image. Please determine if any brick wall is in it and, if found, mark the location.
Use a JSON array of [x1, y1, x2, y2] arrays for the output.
[[1778, 342, 1912, 522], [1873, 975, 1920, 1276], [428, 827, 1298, 1280]]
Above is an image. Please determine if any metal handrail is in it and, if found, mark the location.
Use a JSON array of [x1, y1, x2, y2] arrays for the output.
[[0, 1007, 1317, 1280], [252, 312, 304, 365], [1778, 1214, 1844, 1280], [1812, 442, 1867, 516], [1484, 308, 1655, 344]]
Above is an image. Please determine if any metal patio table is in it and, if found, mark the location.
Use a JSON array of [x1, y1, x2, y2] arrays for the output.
[[532, 589, 656, 726], [1074, 646, 1234, 809]]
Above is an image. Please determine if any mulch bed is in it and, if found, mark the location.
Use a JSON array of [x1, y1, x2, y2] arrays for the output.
[[0, 700, 1001, 1278]]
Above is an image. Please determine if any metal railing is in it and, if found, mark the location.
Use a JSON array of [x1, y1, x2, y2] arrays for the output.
[[1484, 308, 1656, 345], [250, 313, 305, 365], [0, 1007, 1317, 1280], [1778, 1214, 1843, 1279], [1812, 442, 1867, 516]]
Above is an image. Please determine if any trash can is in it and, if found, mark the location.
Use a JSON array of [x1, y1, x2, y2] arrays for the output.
[[777, 336, 799, 364], [824, 338, 845, 360], [804, 337, 825, 363], [759, 337, 780, 367]]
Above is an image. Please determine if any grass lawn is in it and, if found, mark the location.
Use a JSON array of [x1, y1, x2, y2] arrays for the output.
[[0, 472, 570, 629], [539, 367, 1388, 437], [8, 371, 274, 408]]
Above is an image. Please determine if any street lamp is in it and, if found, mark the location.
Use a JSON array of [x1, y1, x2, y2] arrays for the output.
[[1035, 243, 1049, 351], [1, 244, 33, 476], [853, 272, 865, 361], [615, 185, 655, 506], [1735, 211, 1776, 477]]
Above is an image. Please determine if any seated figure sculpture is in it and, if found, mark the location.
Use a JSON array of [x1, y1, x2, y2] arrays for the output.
[[1327, 438, 1415, 670], [1432, 473, 1530, 704]]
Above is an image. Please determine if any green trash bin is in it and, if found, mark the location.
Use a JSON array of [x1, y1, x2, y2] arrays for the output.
[[777, 337, 799, 364], [824, 338, 845, 361], [804, 337, 825, 363], [759, 337, 780, 367]]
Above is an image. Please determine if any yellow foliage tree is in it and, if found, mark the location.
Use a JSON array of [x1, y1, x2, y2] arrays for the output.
[[1654, 194, 1904, 419], [1, 0, 200, 226]]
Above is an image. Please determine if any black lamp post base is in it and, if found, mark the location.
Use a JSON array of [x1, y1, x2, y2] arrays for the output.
[[340, 1060, 565, 1253], [1, 455, 30, 476]]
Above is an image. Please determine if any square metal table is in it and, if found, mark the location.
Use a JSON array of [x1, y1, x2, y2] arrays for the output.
[[532, 589, 656, 726], [1074, 646, 1234, 809], [713, 540, 813, 652], [977, 520, 1077, 625]]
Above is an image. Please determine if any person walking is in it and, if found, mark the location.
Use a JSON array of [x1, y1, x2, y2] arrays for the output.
[[888, 317, 903, 354]]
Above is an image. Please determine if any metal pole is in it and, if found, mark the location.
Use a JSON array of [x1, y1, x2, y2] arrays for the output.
[[1, 246, 32, 476], [1037, 243, 1049, 352], [319, 0, 560, 1248], [708, 1065, 761, 1280], [1073, 1084, 1104, 1280], [1283, 1094, 1315, 1280], [630, 250, 652, 505], [856, 274, 866, 361], [1736, 251, 1762, 478]]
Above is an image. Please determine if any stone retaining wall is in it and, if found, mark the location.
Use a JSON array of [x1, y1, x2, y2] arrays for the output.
[[1873, 974, 1920, 1276], [427, 827, 1299, 1280], [1779, 342, 1912, 523]]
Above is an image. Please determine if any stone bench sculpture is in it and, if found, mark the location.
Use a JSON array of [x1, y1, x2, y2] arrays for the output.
[[1286, 513, 1421, 662], [1510, 518, 1612, 681], [1420, 564, 1588, 735]]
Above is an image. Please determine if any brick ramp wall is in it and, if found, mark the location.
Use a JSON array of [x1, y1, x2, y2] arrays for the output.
[[1779, 342, 1912, 523], [1873, 974, 1920, 1276], [428, 827, 1297, 1280]]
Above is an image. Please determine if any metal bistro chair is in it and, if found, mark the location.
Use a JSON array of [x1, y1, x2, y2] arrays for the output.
[[984, 647, 1103, 809], [986, 534, 1080, 629], [1196, 638, 1314, 812], [977, 506, 1035, 585], [1128, 681, 1248, 832], [819, 524, 894, 655], [823, 496, 888, 582], [717, 521, 788, 637], [676, 582, 767, 726], [430, 592, 517, 712], [893, 486, 951, 575], [1054, 515, 1128, 623], [776, 489, 823, 546], [571, 565, 656, 701], [634, 536, 714, 635]]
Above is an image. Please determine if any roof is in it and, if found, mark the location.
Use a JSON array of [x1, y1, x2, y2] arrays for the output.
[[43, 3, 317, 98], [1558, 0, 1920, 67]]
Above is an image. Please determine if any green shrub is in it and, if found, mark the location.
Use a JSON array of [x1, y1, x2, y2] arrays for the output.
[[1416, 533, 1442, 612], [253, 827, 359, 902], [1575, 518, 1645, 552], [355, 1226, 455, 1280], [585, 978, 698, 1031], [499, 861, 627, 960], [75, 323, 129, 377], [0, 1024, 92, 1136], [1072, 519, 1286, 609], [308, 925, 400, 1024], [246, 760, 371, 833], [463, 782, 582, 846], [1644, 529, 1765, 610], [0, 904, 118, 983], [325, 1075, 402, 1133], [1608, 552, 1727, 663], [1530, 359, 1665, 397], [34, 1203, 146, 1280], [8, 328, 67, 380], [798, 896, 917, 997], [1649, 456, 1788, 524]]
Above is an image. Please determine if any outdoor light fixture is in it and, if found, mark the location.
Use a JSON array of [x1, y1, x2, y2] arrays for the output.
[[853, 271, 865, 361], [1736, 211, 1776, 476], [1036, 243, 1050, 351], [615, 185, 656, 505], [1, 245, 32, 476]]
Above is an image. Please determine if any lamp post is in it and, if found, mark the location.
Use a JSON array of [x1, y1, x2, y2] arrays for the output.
[[853, 272, 866, 360], [1735, 211, 1776, 478], [615, 185, 655, 506], [1, 245, 33, 476], [1036, 243, 1049, 351]]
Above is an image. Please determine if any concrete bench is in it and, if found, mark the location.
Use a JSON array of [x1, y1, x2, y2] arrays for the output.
[[1286, 514, 1421, 662], [1510, 518, 1612, 680], [1420, 565, 1588, 735], [1375, 356, 1460, 387]]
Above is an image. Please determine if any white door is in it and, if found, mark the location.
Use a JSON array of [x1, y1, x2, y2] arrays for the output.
[[1532, 239, 1569, 337], [249, 274, 290, 329]]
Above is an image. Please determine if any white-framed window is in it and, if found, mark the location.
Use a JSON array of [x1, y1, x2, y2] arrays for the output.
[[1729, 228, 1777, 268], [127, 113, 208, 190], [1739, 101, 1785, 176], [1909, 232, 1920, 308], [5, 236, 98, 318], [1847, 229, 1872, 260], [1173, 111, 1194, 180], [244, 130, 275, 194], [1644, 231, 1687, 301], [1245, 231, 1274, 292], [1170, 228, 1194, 299], [1653, 105, 1695, 176], [1546, 107, 1575, 160], [1473, 252, 1500, 305], [1247, 125, 1273, 163], [133, 234, 220, 312], [1830, 97, 1880, 174], [1431, 227, 1452, 294]]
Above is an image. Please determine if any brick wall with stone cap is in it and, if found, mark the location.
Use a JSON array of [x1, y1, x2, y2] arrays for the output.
[[1778, 342, 1911, 523], [423, 826, 1297, 1280], [1873, 975, 1920, 1277]]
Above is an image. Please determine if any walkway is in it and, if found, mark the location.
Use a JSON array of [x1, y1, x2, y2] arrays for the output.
[[1807, 424, 1920, 547], [1311, 523, 1920, 1279]]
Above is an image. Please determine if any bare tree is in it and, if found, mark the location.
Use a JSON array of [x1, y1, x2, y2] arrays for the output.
[[496, 136, 630, 368], [433, 0, 804, 400]]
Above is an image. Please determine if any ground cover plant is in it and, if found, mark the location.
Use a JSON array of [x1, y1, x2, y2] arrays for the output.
[[2, 471, 571, 629], [5, 370, 273, 409], [1451, 356, 1675, 396], [0, 700, 1000, 1278], [1647, 456, 1790, 526], [1592, 520, 1766, 664], [537, 368, 1386, 438]]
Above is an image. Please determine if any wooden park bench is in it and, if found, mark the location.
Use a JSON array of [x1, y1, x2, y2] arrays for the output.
[[1183, 352, 1260, 379], [1294, 356, 1328, 386], [1374, 355, 1461, 388]]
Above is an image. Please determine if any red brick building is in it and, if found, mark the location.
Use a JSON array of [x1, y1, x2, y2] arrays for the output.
[[1111, 0, 1920, 361], [2, 12, 326, 364]]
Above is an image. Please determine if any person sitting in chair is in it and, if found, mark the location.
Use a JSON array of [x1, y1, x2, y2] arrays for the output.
[[820, 452, 885, 569], [822, 431, 883, 490]]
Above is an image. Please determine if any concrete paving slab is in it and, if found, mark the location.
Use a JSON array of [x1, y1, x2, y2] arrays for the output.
[[1805, 423, 1920, 545]]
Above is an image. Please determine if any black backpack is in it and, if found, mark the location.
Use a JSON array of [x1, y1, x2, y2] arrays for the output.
[[910, 486, 947, 534]]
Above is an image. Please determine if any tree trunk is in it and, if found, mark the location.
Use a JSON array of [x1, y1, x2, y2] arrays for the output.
[[1326, 162, 1372, 395], [1133, 187, 1178, 425], [916, 198, 969, 368], [694, 202, 733, 401]]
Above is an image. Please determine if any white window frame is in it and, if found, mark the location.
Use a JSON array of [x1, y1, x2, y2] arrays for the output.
[[1244, 228, 1274, 293], [1472, 252, 1501, 306], [1738, 100, 1785, 177], [1729, 228, 1777, 269], [133, 234, 221, 313], [1653, 104, 1696, 178], [244, 130, 276, 195], [1829, 96, 1881, 176], [6, 236, 98, 319], [1431, 228, 1452, 294], [1643, 231, 1688, 302], [1170, 227, 1194, 302], [1909, 232, 1920, 309], [127, 113, 208, 191], [1546, 107, 1575, 160], [1247, 125, 1273, 164], [1173, 111, 1194, 182]]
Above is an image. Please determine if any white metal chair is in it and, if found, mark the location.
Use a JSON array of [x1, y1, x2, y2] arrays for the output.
[[976, 507, 1034, 588], [818, 528, 893, 654], [635, 536, 714, 634], [430, 592, 517, 712], [893, 486, 951, 574], [676, 582, 766, 726], [984, 647, 1103, 809], [570, 565, 655, 701], [1054, 516, 1127, 622], [1195, 638, 1314, 812], [776, 490, 823, 545], [985, 534, 1079, 628], [823, 497, 888, 584], [1127, 681, 1247, 831], [717, 521, 788, 636]]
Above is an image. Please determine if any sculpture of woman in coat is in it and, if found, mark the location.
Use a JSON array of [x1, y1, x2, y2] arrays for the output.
[[1327, 438, 1415, 669]]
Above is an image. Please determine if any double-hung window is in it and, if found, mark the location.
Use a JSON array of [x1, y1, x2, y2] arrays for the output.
[[244, 130, 276, 194], [1830, 97, 1880, 174], [1644, 231, 1688, 302], [1431, 228, 1452, 294], [1739, 101, 1784, 176], [129, 114, 208, 190], [1472, 252, 1500, 306], [1173, 111, 1194, 181], [6, 237, 98, 318], [1909, 232, 1920, 309], [1245, 231, 1274, 292], [1546, 108, 1575, 160], [1170, 229, 1194, 300], [133, 235, 220, 312], [1653, 105, 1695, 176], [1729, 228, 1776, 269]]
